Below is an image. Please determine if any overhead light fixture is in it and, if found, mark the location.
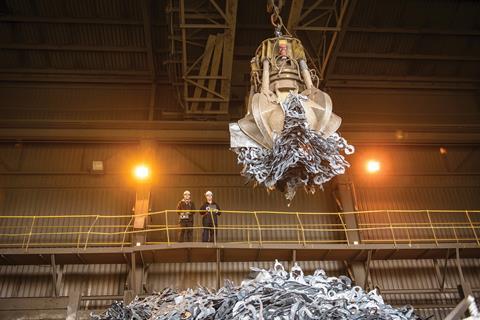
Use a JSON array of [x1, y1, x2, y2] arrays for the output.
[[133, 164, 150, 181], [91, 160, 104, 174], [366, 160, 380, 173]]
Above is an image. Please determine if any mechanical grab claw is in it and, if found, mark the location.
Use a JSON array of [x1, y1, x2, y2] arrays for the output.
[[230, 36, 354, 201]]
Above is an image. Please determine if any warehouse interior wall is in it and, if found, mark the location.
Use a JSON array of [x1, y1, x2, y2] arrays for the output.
[[1, 141, 479, 317]]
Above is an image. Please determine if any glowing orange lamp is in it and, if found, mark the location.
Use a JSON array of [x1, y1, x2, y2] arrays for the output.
[[366, 160, 380, 173], [133, 164, 150, 181]]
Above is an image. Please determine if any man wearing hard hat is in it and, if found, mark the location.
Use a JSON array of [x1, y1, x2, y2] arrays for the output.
[[176, 190, 195, 242], [199, 191, 221, 242]]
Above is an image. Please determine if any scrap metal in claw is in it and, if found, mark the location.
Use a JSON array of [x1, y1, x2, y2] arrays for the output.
[[230, 35, 354, 201]]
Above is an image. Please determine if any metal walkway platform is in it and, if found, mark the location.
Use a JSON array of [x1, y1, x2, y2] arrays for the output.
[[1, 242, 479, 265]]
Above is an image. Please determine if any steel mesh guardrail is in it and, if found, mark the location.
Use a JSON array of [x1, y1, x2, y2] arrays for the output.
[[0, 210, 478, 249]]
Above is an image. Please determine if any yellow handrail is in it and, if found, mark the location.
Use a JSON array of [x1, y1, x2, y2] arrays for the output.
[[0, 209, 478, 249], [2, 209, 478, 220]]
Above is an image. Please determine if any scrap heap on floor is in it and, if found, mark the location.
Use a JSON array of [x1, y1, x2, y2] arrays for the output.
[[92, 261, 423, 320]]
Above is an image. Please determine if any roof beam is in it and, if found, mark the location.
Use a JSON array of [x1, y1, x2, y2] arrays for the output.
[[348, 27, 480, 36], [0, 120, 479, 145], [295, 26, 340, 31], [209, 0, 228, 22], [0, 68, 150, 76], [141, 0, 157, 121], [0, 15, 143, 25], [0, 77, 152, 84], [327, 81, 479, 90], [287, 0, 304, 31], [337, 52, 480, 61], [329, 74, 480, 82], [0, 71, 159, 83], [219, 0, 238, 114], [321, 0, 358, 87], [298, 0, 325, 22], [1, 15, 170, 28], [141, 0, 156, 77], [0, 43, 147, 52], [179, 24, 227, 29]]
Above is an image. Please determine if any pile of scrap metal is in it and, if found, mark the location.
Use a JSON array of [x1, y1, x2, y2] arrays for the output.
[[91, 261, 422, 320], [229, 36, 354, 202]]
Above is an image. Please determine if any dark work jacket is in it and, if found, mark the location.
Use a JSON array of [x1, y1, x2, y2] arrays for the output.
[[176, 200, 195, 222], [200, 202, 221, 226]]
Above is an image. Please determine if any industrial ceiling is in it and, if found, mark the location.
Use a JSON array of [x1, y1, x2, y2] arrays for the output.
[[0, 0, 478, 119]]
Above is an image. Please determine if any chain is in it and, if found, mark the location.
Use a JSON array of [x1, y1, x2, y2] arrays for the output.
[[267, 0, 292, 37]]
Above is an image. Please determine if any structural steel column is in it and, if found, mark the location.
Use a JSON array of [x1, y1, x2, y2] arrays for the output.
[[456, 248, 473, 298], [130, 140, 156, 294], [66, 291, 81, 320], [287, 0, 304, 31], [335, 174, 360, 243], [133, 140, 156, 244], [219, 0, 238, 114], [333, 174, 368, 288], [133, 184, 151, 239]]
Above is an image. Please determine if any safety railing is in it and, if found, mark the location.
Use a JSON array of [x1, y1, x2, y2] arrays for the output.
[[0, 210, 479, 249]]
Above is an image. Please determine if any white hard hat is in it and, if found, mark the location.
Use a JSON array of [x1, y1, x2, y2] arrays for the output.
[[205, 191, 213, 196], [183, 190, 191, 195]]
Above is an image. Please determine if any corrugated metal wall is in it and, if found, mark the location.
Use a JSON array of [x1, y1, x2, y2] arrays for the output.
[[370, 258, 480, 317], [0, 143, 137, 246], [0, 84, 180, 121], [331, 88, 480, 126], [0, 142, 340, 246], [1, 142, 479, 245], [0, 263, 127, 310], [349, 145, 480, 243], [1, 142, 480, 319], [147, 260, 346, 292]]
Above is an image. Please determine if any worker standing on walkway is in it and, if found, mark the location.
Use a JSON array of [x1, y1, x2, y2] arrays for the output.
[[200, 191, 221, 242], [176, 190, 195, 242]]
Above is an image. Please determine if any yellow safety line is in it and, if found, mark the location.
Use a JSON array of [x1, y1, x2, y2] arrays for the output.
[[1, 209, 478, 219]]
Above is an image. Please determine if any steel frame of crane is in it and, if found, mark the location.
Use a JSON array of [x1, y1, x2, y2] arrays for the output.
[[286, 0, 355, 87], [166, 0, 238, 116]]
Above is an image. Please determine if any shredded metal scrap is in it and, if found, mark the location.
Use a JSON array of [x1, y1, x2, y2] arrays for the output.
[[91, 261, 422, 320], [233, 93, 354, 201]]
